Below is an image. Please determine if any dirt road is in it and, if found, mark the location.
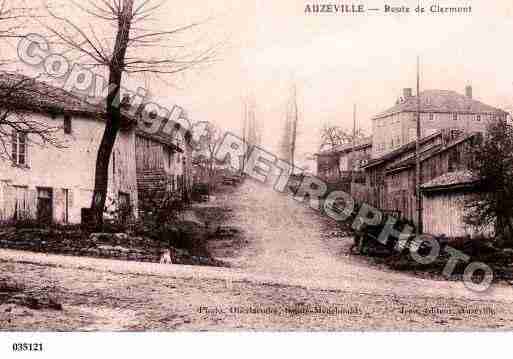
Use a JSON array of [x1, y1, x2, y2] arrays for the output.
[[1, 181, 513, 330]]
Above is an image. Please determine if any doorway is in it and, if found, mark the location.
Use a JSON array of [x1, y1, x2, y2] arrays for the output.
[[37, 187, 53, 224]]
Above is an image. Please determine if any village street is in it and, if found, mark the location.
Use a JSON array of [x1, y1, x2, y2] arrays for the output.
[[2, 181, 513, 330]]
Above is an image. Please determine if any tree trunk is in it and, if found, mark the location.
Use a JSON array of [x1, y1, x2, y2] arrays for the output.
[[89, 0, 133, 226]]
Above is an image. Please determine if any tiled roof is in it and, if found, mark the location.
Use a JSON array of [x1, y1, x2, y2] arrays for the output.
[[374, 90, 506, 119], [0, 72, 141, 128], [0, 72, 188, 150], [421, 170, 480, 190], [0, 72, 103, 116]]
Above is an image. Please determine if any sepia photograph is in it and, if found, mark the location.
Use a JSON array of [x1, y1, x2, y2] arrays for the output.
[[1, 0, 513, 356]]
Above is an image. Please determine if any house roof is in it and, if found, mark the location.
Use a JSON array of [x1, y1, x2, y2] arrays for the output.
[[385, 132, 477, 173], [136, 127, 184, 152], [317, 137, 372, 156], [0, 72, 138, 125], [0, 72, 194, 150], [0, 72, 103, 116], [373, 90, 507, 119], [363, 130, 443, 169], [421, 170, 480, 192]]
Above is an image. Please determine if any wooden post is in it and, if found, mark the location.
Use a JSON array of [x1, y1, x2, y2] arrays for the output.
[[350, 103, 357, 183], [415, 56, 423, 235], [291, 83, 298, 169]]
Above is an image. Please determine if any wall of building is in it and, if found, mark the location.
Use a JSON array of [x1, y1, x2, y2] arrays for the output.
[[372, 113, 405, 158], [422, 191, 493, 238], [135, 131, 191, 205], [384, 137, 474, 224], [364, 132, 474, 227], [339, 146, 372, 172], [372, 111, 497, 158], [0, 111, 138, 224], [317, 153, 340, 182]]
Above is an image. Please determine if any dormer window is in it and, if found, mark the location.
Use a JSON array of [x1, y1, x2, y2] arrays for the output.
[[64, 114, 72, 134]]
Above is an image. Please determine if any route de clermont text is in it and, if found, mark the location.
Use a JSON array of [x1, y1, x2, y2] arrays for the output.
[[304, 3, 472, 14]]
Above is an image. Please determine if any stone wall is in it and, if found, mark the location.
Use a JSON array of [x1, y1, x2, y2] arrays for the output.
[[0, 227, 226, 266]]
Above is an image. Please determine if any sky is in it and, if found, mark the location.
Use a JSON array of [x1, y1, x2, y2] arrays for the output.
[[9, 0, 513, 171]]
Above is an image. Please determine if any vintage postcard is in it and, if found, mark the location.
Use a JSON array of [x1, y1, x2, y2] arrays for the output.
[[1, 0, 513, 348]]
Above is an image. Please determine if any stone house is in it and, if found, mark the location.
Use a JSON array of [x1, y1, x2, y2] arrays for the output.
[[0, 74, 138, 224], [371, 86, 508, 159]]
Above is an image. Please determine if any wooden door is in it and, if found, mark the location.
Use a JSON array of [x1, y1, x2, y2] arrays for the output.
[[37, 187, 53, 224]]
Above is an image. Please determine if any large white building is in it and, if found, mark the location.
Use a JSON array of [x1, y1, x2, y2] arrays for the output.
[[371, 86, 508, 158]]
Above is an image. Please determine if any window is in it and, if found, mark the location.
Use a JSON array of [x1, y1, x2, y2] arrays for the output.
[[453, 113, 458, 121], [63, 115, 72, 134], [476, 115, 481, 122], [429, 113, 434, 121], [13, 185, 29, 220], [11, 130, 27, 166]]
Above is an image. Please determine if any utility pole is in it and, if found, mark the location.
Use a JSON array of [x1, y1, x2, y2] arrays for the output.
[[415, 56, 423, 235], [290, 83, 298, 169], [242, 97, 247, 173], [350, 103, 357, 182]]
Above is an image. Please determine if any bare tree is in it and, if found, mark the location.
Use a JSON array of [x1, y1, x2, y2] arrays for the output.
[[0, 1, 30, 63], [198, 122, 221, 177], [318, 124, 366, 179], [42, 0, 220, 225], [0, 3, 62, 162], [0, 73, 64, 162], [241, 94, 260, 171], [319, 124, 365, 152], [279, 82, 300, 168]]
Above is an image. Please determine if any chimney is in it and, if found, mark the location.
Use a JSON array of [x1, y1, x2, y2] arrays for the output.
[[403, 88, 412, 99], [465, 85, 472, 99]]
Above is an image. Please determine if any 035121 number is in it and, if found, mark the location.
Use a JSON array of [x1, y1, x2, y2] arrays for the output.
[[12, 343, 43, 351]]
